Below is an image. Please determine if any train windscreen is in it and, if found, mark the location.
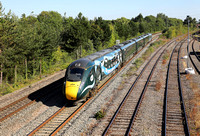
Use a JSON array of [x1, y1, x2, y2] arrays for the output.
[[67, 68, 84, 81]]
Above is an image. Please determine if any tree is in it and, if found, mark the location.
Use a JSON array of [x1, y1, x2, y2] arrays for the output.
[[0, 4, 18, 84], [61, 16, 74, 51], [114, 17, 131, 40], [129, 18, 139, 36], [156, 18, 165, 31], [91, 24, 104, 50], [64, 12, 91, 58], [144, 15, 156, 32], [134, 13, 144, 22], [94, 17, 112, 46], [36, 11, 63, 76], [183, 16, 197, 28], [15, 14, 39, 79]]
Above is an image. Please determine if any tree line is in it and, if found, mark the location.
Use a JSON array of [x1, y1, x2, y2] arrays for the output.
[[0, 2, 198, 94]]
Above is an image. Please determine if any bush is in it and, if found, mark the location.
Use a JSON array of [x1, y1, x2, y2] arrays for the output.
[[94, 109, 105, 120]]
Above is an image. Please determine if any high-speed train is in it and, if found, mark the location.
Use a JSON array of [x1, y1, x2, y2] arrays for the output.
[[63, 33, 152, 101]]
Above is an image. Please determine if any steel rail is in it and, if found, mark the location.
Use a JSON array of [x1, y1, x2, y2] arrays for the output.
[[0, 98, 35, 122], [0, 78, 63, 122], [162, 40, 179, 136], [192, 40, 200, 61], [177, 41, 190, 136], [125, 37, 171, 135], [188, 39, 200, 74]]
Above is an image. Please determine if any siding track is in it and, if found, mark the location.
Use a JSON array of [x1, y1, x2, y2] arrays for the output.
[[162, 39, 190, 136]]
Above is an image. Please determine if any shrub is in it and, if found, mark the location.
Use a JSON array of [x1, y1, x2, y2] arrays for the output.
[[94, 109, 105, 120]]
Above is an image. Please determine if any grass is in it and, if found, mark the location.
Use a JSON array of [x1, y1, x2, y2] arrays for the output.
[[187, 73, 200, 135], [134, 58, 143, 69], [155, 81, 162, 91], [191, 98, 200, 134], [94, 109, 106, 120], [162, 50, 170, 65]]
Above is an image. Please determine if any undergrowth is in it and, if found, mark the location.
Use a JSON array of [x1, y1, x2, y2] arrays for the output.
[[94, 109, 106, 120]]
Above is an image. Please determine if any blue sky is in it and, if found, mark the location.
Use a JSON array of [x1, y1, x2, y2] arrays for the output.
[[1, 0, 200, 21]]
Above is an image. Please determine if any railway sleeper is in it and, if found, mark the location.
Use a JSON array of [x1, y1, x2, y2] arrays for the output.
[[166, 127, 184, 131]]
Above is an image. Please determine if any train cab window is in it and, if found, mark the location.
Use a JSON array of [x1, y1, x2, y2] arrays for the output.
[[67, 68, 84, 81]]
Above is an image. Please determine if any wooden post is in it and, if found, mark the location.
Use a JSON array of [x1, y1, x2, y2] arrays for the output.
[[40, 59, 42, 79], [0, 49, 2, 86], [15, 65, 17, 87], [80, 45, 82, 58], [0, 64, 2, 85], [25, 58, 27, 81], [76, 49, 78, 59]]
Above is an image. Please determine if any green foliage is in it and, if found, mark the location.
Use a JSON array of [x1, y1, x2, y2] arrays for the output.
[[95, 110, 105, 120], [150, 40, 164, 47], [106, 24, 119, 48], [163, 53, 169, 60], [0, 83, 14, 96], [163, 25, 186, 39]]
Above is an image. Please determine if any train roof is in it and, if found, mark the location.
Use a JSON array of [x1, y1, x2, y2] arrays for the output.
[[69, 58, 91, 69], [83, 33, 152, 61], [83, 48, 118, 61]]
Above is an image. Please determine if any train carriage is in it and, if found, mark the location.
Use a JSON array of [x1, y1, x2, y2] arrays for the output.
[[63, 33, 152, 101]]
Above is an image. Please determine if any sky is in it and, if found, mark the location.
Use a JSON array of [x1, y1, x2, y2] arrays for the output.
[[1, 0, 200, 21]]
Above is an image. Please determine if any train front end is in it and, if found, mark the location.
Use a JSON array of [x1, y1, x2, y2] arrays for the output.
[[63, 58, 95, 101]]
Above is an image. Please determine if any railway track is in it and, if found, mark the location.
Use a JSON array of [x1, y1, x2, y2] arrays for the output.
[[188, 39, 200, 74], [162, 39, 190, 135], [0, 78, 63, 122], [28, 100, 90, 136], [102, 38, 177, 135], [192, 40, 200, 61]]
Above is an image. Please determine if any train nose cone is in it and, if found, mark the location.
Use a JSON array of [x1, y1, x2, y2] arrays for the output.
[[65, 81, 81, 100]]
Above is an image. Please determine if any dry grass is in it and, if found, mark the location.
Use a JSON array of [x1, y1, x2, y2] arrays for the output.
[[155, 81, 162, 91], [191, 82, 199, 90], [189, 78, 200, 134], [186, 74, 192, 80], [191, 102, 200, 134], [162, 50, 170, 65], [117, 83, 124, 90], [162, 59, 167, 65]]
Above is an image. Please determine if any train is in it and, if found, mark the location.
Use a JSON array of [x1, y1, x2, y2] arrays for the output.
[[63, 33, 152, 101]]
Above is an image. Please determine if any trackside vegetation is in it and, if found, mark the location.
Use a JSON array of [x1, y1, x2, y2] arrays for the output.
[[0, 2, 198, 95]]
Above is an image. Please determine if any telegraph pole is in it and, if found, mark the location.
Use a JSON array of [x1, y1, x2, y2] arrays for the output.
[[187, 15, 190, 68], [185, 15, 195, 74]]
